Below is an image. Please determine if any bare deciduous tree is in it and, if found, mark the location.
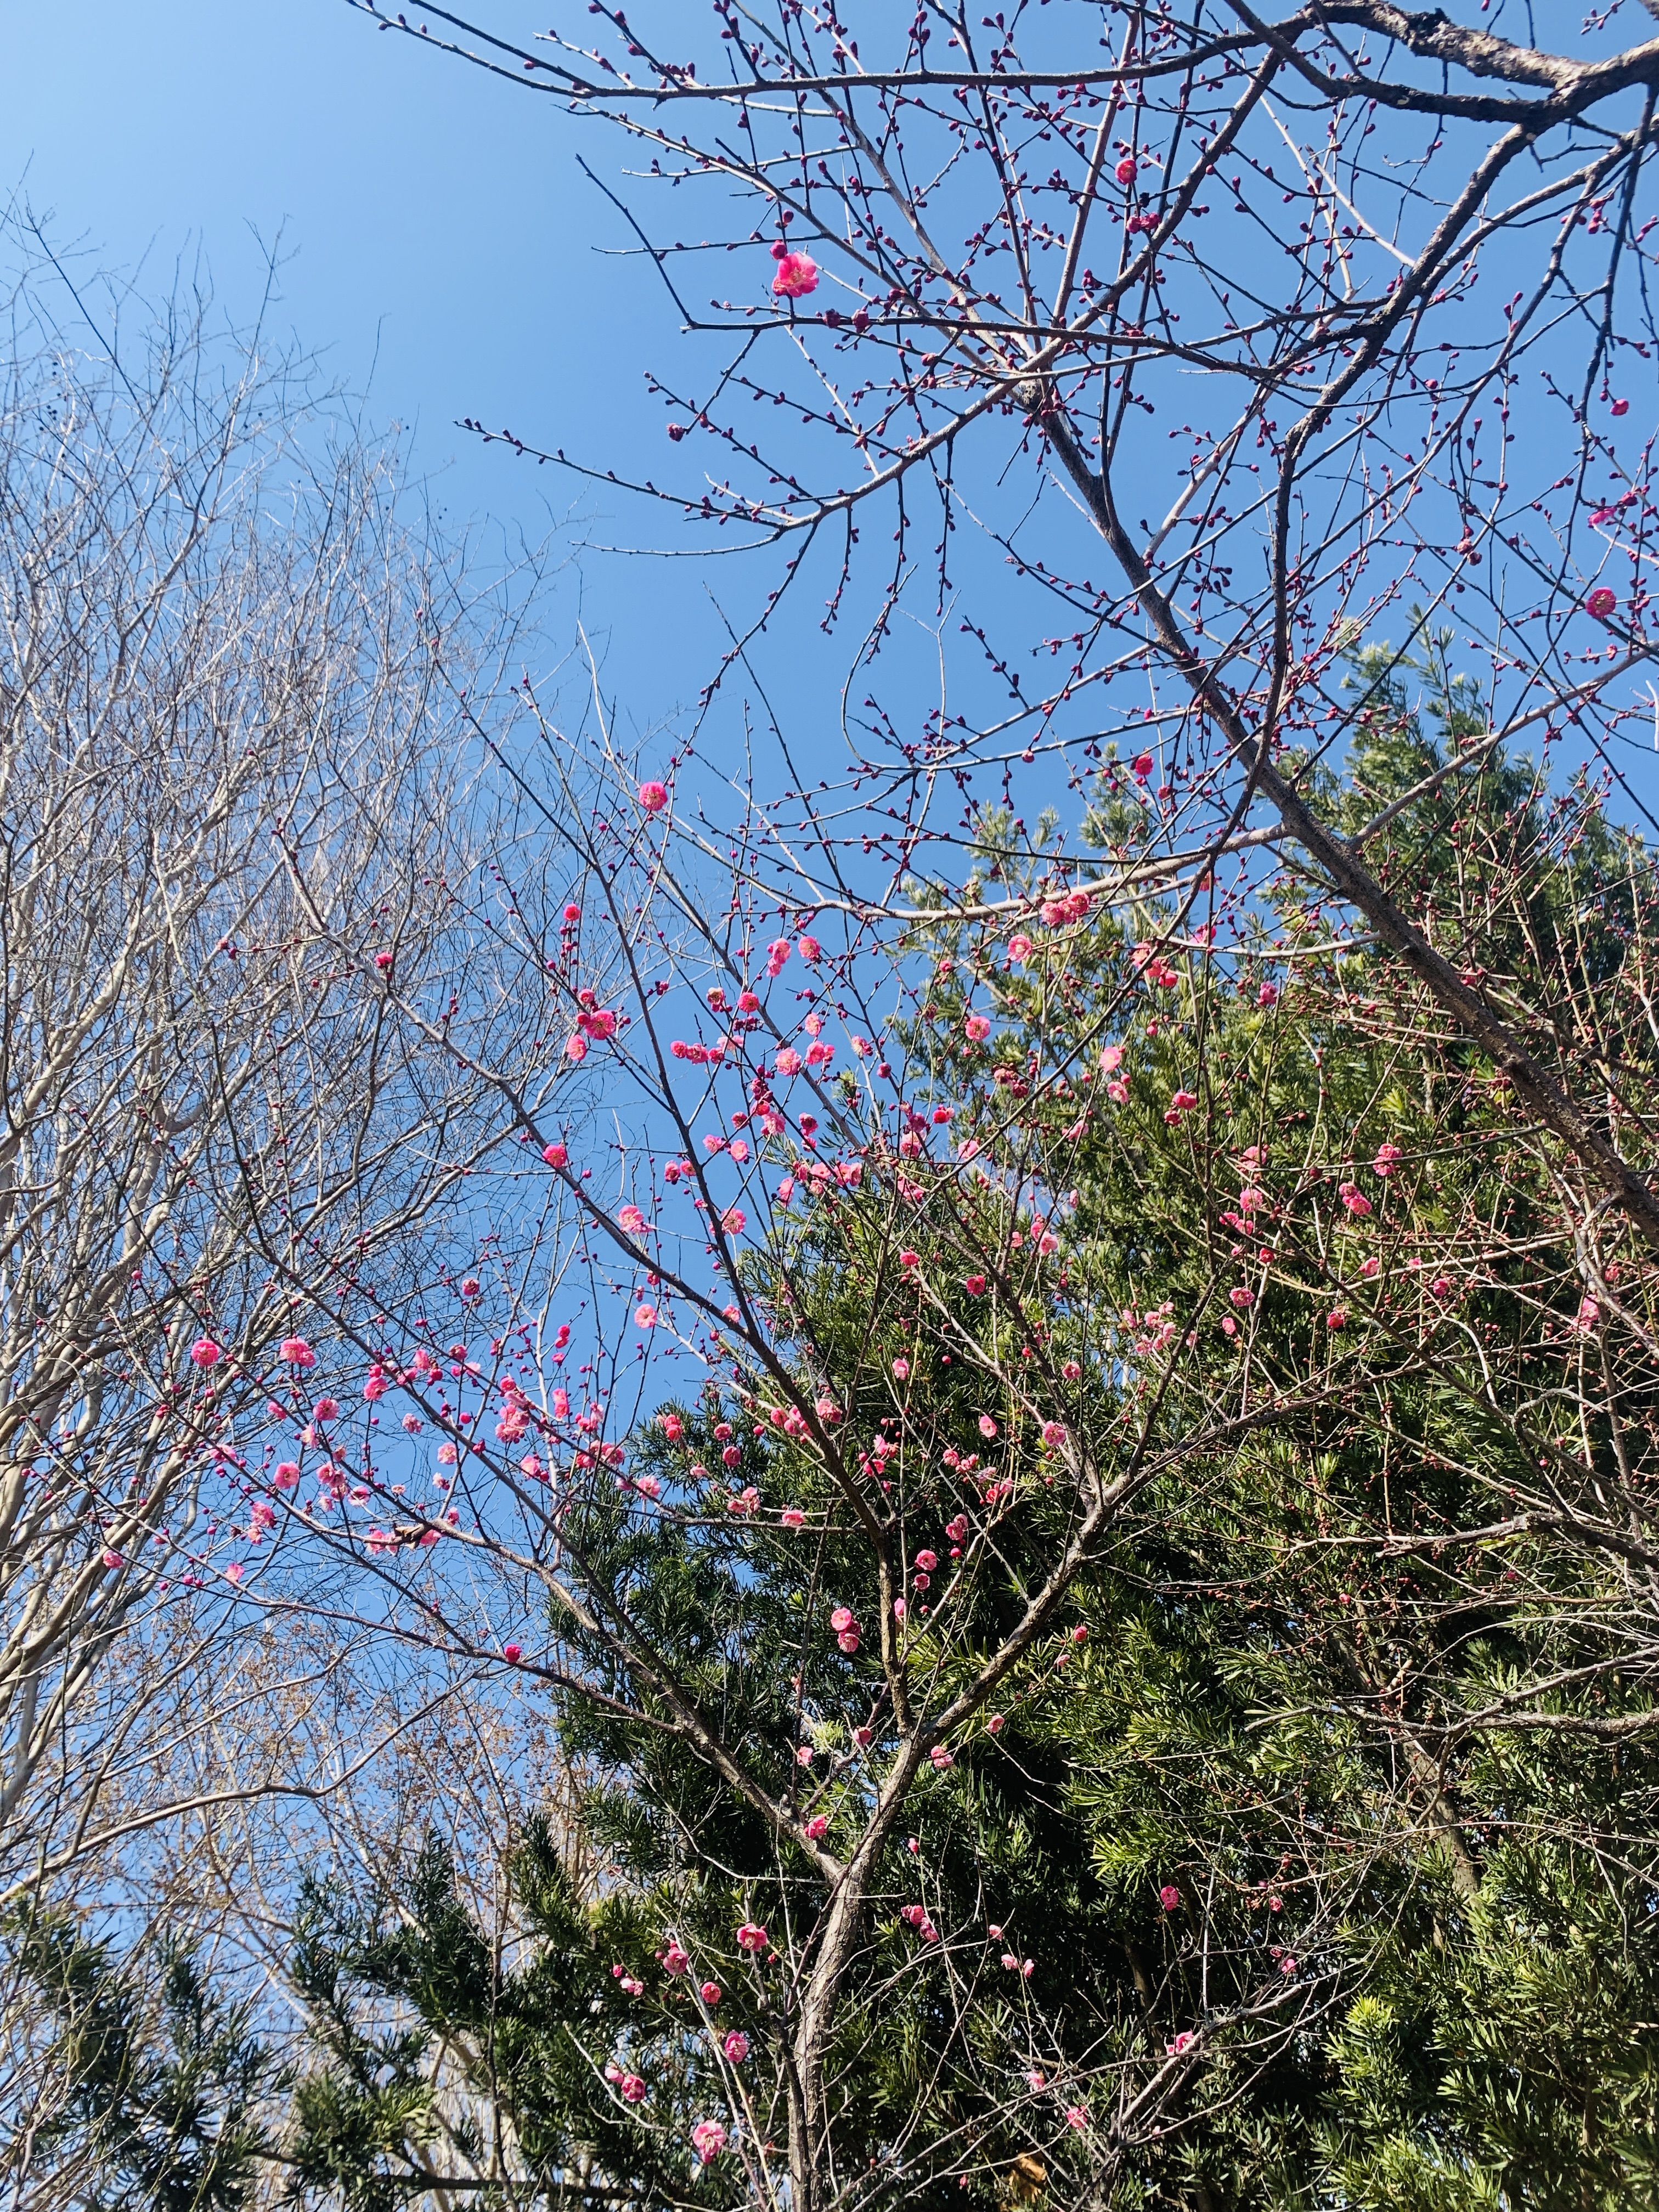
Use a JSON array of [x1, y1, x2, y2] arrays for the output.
[[0, 270, 562, 1899]]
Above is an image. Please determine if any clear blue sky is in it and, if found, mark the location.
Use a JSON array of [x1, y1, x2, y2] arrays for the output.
[[11, 3, 1657, 826], [5, 0, 726, 739]]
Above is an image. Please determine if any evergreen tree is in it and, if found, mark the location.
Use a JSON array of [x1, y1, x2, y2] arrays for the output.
[[8, 1908, 273, 2212]]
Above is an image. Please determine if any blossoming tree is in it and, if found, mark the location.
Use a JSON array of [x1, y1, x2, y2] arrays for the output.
[[179, 651, 1641, 2207], [200, 0, 1659, 2200]]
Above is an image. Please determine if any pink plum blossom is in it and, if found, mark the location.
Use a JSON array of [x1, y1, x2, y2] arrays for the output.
[[770, 249, 819, 297], [692, 2119, 728, 2163]]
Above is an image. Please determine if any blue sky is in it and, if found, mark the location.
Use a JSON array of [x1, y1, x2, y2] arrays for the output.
[[12, 1, 1658, 833], [3, 3, 1169, 812], [6, 0, 726, 738]]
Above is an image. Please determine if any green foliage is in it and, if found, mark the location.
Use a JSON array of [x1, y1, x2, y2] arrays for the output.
[[285, 1818, 731, 2210], [1318, 1847, 1659, 2209], [10, 1906, 273, 2212]]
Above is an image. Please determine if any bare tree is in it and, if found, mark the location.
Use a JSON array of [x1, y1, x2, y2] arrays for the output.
[[0, 261, 569, 1902]]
